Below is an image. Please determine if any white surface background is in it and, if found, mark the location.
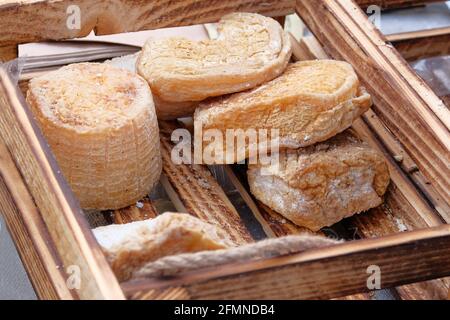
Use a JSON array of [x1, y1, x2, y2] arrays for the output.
[[0, 2, 449, 300]]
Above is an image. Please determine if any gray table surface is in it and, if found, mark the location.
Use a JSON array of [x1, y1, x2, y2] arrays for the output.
[[0, 216, 36, 299], [0, 2, 449, 300]]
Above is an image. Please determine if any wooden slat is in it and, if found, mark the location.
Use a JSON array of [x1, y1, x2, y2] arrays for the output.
[[102, 185, 179, 226], [0, 1, 440, 47], [227, 165, 315, 238], [224, 32, 445, 300], [443, 95, 450, 109], [362, 109, 450, 221], [0, 139, 72, 299], [352, 119, 450, 299], [0, 44, 17, 62], [0, 67, 124, 299], [158, 121, 254, 245], [112, 196, 158, 224], [298, 36, 449, 221], [355, 0, 440, 9], [395, 279, 450, 300], [387, 26, 450, 43], [0, 0, 294, 46], [2, 6, 445, 297], [123, 225, 450, 299], [226, 167, 372, 300], [387, 27, 450, 61], [0, 179, 61, 299], [128, 287, 190, 300], [201, 25, 370, 300], [119, 121, 256, 298], [126, 19, 449, 300], [192, 29, 366, 301], [12, 39, 255, 297], [295, 0, 450, 221]]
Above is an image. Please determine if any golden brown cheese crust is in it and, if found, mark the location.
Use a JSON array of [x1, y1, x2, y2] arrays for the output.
[[194, 60, 372, 163], [247, 130, 390, 231], [137, 12, 292, 119], [106, 52, 199, 120], [93, 212, 236, 281], [27, 63, 162, 210]]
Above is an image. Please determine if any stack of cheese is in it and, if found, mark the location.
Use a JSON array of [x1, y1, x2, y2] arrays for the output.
[[193, 61, 390, 231], [136, 12, 390, 231]]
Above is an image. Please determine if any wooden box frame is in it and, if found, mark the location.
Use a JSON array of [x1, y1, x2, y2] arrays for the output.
[[0, 0, 449, 300]]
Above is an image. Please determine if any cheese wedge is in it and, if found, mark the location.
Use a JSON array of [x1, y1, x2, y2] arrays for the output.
[[27, 63, 162, 210], [194, 60, 372, 163], [137, 12, 292, 119], [93, 212, 236, 281], [247, 130, 390, 231]]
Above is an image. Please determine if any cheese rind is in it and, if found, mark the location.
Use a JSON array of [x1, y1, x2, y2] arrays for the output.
[[247, 130, 390, 231], [27, 63, 162, 210], [93, 212, 236, 281]]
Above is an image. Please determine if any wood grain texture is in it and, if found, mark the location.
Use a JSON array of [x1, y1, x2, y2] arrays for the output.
[[0, 67, 124, 299], [297, 34, 449, 300], [226, 165, 372, 300], [222, 33, 448, 300], [387, 27, 450, 61], [395, 280, 450, 300], [362, 108, 450, 222], [155, 26, 367, 300], [0, 139, 72, 299], [1, 1, 449, 300], [443, 95, 450, 109], [351, 119, 450, 299], [228, 165, 314, 238], [0, 44, 17, 62], [0, 0, 294, 46], [0, 179, 60, 299], [126, 20, 450, 300], [122, 122, 370, 300], [297, 36, 445, 225], [112, 196, 158, 224], [296, 0, 450, 219], [0, 0, 437, 48], [124, 225, 450, 299]]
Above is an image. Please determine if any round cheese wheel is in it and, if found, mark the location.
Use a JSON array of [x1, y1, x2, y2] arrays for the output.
[[27, 63, 162, 210]]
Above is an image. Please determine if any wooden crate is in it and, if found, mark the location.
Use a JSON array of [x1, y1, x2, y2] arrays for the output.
[[0, 0, 449, 300]]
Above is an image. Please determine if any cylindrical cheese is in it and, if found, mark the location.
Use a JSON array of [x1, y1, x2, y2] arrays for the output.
[[27, 63, 162, 210]]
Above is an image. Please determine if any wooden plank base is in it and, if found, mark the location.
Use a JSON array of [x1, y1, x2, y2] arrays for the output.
[[123, 226, 450, 299]]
